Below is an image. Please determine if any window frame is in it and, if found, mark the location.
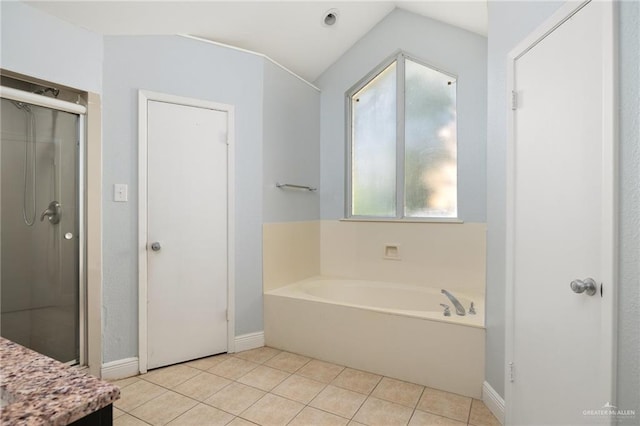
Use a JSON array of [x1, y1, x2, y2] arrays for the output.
[[345, 51, 460, 222]]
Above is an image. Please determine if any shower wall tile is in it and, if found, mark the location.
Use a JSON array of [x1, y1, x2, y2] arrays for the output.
[[320, 220, 486, 295], [263, 221, 320, 291]]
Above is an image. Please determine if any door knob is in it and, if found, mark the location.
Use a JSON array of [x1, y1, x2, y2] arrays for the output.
[[570, 278, 597, 296], [150, 242, 161, 252]]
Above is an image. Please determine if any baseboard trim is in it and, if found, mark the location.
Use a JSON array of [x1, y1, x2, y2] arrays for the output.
[[101, 357, 139, 380], [101, 333, 264, 379], [234, 331, 265, 353], [482, 381, 505, 425]]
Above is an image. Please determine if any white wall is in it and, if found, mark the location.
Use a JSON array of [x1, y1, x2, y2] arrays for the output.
[[315, 8, 487, 222], [102, 35, 265, 363], [0, 2, 102, 94], [262, 61, 320, 223]]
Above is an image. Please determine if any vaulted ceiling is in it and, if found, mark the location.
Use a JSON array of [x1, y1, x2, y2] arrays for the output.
[[26, 1, 488, 82]]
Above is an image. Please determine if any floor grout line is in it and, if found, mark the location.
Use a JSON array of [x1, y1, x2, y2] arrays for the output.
[[407, 386, 427, 426]]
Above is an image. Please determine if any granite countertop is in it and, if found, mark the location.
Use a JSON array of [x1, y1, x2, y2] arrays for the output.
[[0, 337, 120, 425]]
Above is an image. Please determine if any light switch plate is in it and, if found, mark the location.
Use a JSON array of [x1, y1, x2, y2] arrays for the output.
[[114, 184, 128, 202]]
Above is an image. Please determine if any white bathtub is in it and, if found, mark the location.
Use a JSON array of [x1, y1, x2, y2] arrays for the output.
[[264, 277, 485, 398]]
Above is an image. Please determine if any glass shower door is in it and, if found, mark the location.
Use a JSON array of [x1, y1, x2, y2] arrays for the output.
[[1, 97, 80, 364]]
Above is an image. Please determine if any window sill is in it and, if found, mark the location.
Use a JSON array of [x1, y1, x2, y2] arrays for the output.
[[340, 217, 464, 224]]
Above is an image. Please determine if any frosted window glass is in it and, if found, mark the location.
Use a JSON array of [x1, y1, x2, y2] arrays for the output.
[[404, 59, 457, 217], [351, 62, 397, 217]]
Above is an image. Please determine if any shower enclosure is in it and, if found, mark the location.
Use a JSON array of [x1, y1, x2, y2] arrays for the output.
[[1, 85, 85, 364]]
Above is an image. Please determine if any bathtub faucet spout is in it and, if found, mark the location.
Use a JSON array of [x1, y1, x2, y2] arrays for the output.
[[441, 289, 466, 316]]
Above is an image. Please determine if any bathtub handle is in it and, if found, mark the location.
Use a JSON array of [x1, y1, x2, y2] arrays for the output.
[[439, 303, 451, 317]]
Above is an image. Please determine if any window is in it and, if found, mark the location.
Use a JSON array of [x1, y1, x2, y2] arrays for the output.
[[348, 52, 457, 219]]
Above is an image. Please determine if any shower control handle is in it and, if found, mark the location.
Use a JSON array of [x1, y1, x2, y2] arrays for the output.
[[570, 278, 597, 296], [439, 303, 451, 317], [40, 201, 61, 225], [151, 242, 162, 252]]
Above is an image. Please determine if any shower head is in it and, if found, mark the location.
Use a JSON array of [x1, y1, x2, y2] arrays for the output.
[[33, 87, 60, 98]]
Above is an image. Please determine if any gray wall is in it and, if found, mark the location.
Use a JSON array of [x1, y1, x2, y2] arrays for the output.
[[263, 62, 320, 223], [486, 3, 640, 416], [315, 8, 487, 222], [617, 0, 639, 420], [485, 0, 564, 398], [102, 36, 264, 362], [0, 1, 103, 94]]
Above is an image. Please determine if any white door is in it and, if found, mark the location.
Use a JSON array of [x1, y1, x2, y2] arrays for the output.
[[146, 99, 229, 369], [507, 1, 615, 424]]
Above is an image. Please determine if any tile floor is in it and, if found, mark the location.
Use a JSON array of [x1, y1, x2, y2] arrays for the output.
[[110, 347, 500, 426]]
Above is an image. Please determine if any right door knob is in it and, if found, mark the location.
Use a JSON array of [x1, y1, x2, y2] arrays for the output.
[[570, 278, 597, 296]]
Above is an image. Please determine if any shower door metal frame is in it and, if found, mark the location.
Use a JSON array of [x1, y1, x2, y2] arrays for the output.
[[0, 85, 88, 366], [77, 114, 87, 367]]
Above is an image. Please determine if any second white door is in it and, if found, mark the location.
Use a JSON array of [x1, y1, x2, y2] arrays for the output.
[[507, 1, 615, 424], [146, 99, 229, 370]]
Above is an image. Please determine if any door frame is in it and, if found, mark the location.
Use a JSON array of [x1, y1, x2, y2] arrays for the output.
[[138, 90, 235, 373], [505, 0, 617, 422]]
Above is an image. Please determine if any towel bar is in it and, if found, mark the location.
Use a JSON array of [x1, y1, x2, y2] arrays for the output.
[[276, 183, 317, 192]]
